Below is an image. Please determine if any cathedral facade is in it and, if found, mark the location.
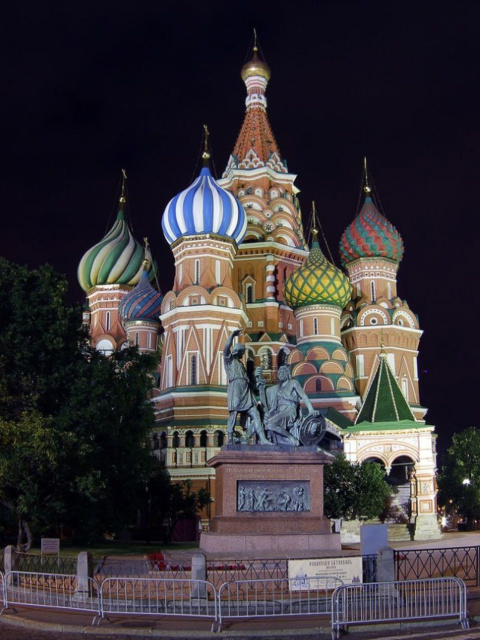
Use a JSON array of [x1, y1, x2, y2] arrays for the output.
[[77, 46, 440, 540]]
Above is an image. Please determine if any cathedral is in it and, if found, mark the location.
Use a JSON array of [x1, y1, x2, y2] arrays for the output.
[[77, 44, 440, 540]]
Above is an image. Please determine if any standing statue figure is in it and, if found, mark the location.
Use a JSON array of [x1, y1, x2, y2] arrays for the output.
[[223, 330, 271, 445], [257, 365, 319, 445]]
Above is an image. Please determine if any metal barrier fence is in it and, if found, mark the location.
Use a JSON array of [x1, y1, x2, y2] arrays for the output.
[[217, 576, 343, 630], [331, 577, 469, 639], [2, 571, 98, 616], [395, 546, 480, 586], [99, 577, 217, 629]]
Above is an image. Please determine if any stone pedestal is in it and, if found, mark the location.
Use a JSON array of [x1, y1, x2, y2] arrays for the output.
[[200, 445, 340, 555], [414, 514, 442, 540]]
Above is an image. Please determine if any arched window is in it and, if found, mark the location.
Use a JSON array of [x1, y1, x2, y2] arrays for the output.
[[315, 378, 322, 392], [105, 311, 111, 331], [172, 431, 180, 448], [135, 332, 139, 346], [96, 339, 113, 356], [278, 348, 288, 367], [246, 284, 253, 303], [160, 433, 167, 449], [370, 281, 376, 302], [214, 430, 225, 447], [200, 430, 207, 447], [313, 317, 318, 335], [185, 430, 195, 448]]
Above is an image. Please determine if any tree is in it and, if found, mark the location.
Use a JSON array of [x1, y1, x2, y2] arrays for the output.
[[0, 258, 159, 546], [323, 454, 391, 521], [143, 467, 211, 544], [438, 427, 480, 530]]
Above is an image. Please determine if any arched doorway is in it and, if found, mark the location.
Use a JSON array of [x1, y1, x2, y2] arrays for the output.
[[386, 455, 415, 522]]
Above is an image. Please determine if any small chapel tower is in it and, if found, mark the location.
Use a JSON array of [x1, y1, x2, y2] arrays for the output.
[[339, 160, 425, 420], [77, 171, 156, 353]]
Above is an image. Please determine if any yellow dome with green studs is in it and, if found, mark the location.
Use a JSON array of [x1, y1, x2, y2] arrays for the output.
[[284, 235, 352, 309]]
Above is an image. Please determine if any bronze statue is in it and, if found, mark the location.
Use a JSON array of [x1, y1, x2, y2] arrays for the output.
[[223, 330, 271, 445]]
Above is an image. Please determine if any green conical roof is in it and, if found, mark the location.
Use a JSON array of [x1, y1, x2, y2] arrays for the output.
[[355, 353, 415, 424]]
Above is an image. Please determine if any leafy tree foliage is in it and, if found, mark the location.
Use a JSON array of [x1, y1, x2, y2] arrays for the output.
[[438, 426, 480, 529], [0, 259, 158, 546], [324, 454, 391, 521], [142, 467, 211, 544]]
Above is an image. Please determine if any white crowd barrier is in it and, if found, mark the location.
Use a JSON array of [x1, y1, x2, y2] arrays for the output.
[[0, 569, 470, 634], [2, 571, 98, 615], [331, 577, 469, 639], [99, 577, 217, 629], [217, 576, 343, 630]]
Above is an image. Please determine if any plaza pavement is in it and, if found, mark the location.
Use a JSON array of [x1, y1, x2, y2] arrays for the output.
[[2, 531, 480, 639]]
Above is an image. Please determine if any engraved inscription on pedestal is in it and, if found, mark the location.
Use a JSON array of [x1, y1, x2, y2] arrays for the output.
[[237, 481, 310, 512]]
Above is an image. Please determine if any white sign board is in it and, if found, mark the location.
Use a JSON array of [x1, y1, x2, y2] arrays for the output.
[[360, 523, 388, 556], [288, 556, 363, 590], [41, 538, 60, 555]]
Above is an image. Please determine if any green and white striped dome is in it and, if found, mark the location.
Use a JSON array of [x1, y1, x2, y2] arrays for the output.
[[78, 202, 153, 292]]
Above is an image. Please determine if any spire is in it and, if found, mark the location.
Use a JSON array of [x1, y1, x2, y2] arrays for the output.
[[363, 157, 372, 197], [227, 35, 286, 174], [120, 168, 127, 209], [202, 124, 211, 167], [355, 350, 416, 424]]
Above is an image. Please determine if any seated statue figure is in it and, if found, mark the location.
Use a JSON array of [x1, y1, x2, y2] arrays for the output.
[[256, 365, 319, 446]]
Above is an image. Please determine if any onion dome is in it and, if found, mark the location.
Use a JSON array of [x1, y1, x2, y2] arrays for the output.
[[285, 233, 352, 309], [339, 194, 404, 268], [161, 165, 247, 246], [119, 266, 162, 323], [78, 178, 154, 292], [241, 46, 271, 83]]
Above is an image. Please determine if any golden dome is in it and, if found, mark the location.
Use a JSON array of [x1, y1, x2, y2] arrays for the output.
[[241, 47, 271, 82]]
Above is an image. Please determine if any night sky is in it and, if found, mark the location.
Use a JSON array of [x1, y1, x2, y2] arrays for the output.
[[1, 1, 478, 453]]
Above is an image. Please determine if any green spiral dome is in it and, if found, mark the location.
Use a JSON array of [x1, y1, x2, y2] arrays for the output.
[[78, 204, 152, 292]]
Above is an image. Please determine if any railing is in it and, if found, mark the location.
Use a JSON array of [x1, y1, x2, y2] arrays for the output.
[[2, 571, 98, 615], [207, 557, 287, 589], [94, 557, 190, 584], [395, 546, 480, 586], [14, 552, 77, 575], [331, 577, 469, 639], [99, 577, 217, 629], [217, 576, 343, 630]]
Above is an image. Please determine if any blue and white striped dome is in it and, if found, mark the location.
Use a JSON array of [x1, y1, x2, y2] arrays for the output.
[[161, 166, 247, 246]]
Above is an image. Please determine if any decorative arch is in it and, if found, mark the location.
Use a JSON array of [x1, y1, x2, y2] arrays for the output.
[[305, 346, 330, 361], [292, 362, 317, 376], [304, 375, 334, 393], [320, 361, 344, 374], [332, 349, 348, 362], [392, 309, 417, 328], [336, 376, 354, 391], [359, 308, 389, 326], [95, 338, 114, 355]]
